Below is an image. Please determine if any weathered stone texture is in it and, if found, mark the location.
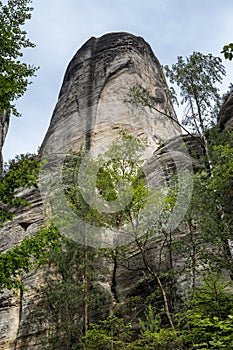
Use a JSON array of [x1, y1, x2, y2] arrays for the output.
[[41, 32, 181, 159]]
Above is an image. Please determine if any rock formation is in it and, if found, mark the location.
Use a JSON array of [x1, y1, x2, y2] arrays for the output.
[[41, 32, 181, 158], [0, 32, 206, 349], [218, 91, 233, 130]]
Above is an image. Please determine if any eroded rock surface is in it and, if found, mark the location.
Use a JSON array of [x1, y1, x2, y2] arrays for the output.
[[41, 32, 181, 158]]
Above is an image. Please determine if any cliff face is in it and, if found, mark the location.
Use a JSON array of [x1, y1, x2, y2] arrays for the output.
[[0, 32, 191, 349]]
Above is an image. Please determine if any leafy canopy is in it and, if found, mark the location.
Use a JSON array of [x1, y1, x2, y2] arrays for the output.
[[62, 132, 148, 230], [0, 0, 38, 115], [164, 52, 226, 134]]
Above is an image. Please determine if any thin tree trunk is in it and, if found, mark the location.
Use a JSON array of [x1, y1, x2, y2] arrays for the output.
[[83, 238, 88, 335], [194, 95, 213, 171], [188, 220, 197, 291], [0, 110, 10, 172], [110, 250, 118, 312], [135, 239, 175, 331], [14, 275, 23, 350]]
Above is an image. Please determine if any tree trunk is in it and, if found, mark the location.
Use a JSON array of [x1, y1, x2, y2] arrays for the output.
[[0, 110, 10, 172], [83, 238, 88, 335], [135, 238, 175, 331]]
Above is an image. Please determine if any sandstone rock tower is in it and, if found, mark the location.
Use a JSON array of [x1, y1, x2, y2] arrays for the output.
[[41, 32, 181, 157], [0, 32, 185, 349]]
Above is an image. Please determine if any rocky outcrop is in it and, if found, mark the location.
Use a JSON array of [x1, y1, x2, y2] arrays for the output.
[[0, 32, 195, 349]]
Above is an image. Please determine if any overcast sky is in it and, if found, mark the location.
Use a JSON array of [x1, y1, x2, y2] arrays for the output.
[[3, 0, 233, 162]]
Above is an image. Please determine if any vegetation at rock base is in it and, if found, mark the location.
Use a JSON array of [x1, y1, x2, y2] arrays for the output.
[[35, 237, 110, 349]]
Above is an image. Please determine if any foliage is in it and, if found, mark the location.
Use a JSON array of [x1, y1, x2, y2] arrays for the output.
[[126, 84, 156, 109], [0, 153, 40, 226], [62, 131, 148, 231], [221, 43, 233, 61], [190, 274, 233, 319], [179, 274, 233, 349], [182, 313, 233, 349], [82, 315, 133, 350], [131, 329, 181, 350], [37, 237, 111, 349], [130, 305, 181, 350], [0, 224, 61, 292], [0, 154, 62, 293], [174, 135, 233, 290], [0, 0, 38, 116], [83, 276, 233, 349], [164, 52, 225, 134]]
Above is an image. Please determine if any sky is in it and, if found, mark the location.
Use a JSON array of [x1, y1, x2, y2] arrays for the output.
[[3, 0, 233, 162]]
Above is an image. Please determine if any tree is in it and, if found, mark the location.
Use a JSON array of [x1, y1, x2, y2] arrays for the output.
[[60, 133, 148, 329], [128, 54, 233, 272], [131, 305, 181, 349], [179, 274, 233, 349], [36, 237, 110, 349], [82, 315, 133, 350], [0, 0, 37, 116], [0, 0, 38, 170], [47, 131, 179, 333], [164, 52, 225, 135], [164, 52, 225, 170]]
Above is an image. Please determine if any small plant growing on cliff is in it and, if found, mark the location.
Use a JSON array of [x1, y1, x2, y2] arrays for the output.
[[0, 153, 40, 226]]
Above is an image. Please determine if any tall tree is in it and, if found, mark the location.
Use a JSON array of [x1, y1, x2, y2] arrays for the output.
[[164, 52, 225, 169], [0, 0, 38, 170]]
